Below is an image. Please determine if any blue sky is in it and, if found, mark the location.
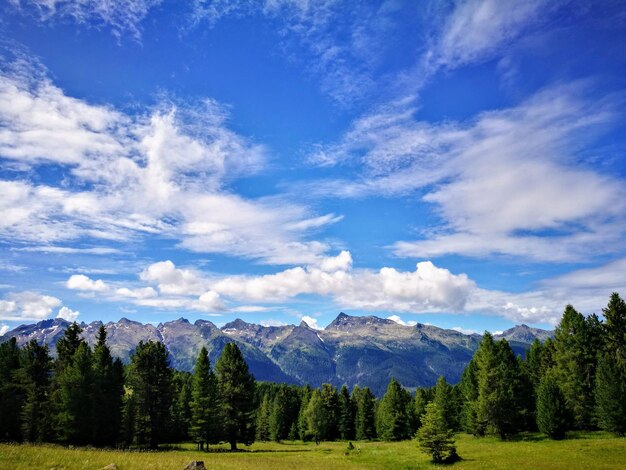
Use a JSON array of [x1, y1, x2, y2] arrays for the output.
[[1, 0, 626, 335]]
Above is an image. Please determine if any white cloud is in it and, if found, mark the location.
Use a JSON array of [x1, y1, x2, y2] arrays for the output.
[[0, 61, 340, 265], [140, 260, 207, 296], [451, 326, 478, 335], [387, 315, 417, 327], [301, 315, 322, 330], [0, 324, 9, 336], [16, 246, 120, 255], [115, 287, 158, 299], [0, 291, 62, 320], [260, 319, 287, 327], [9, 0, 162, 39], [66, 274, 109, 292], [426, 0, 554, 71], [308, 84, 625, 262], [56, 306, 79, 321]]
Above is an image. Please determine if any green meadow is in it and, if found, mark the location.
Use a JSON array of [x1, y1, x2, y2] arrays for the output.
[[1, 432, 625, 470]]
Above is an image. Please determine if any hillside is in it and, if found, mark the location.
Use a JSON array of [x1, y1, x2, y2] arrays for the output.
[[0, 313, 552, 395]]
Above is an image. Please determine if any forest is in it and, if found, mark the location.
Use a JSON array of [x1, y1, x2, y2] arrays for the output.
[[0, 293, 625, 461]]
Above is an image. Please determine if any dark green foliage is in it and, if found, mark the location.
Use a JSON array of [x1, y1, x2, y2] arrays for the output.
[[412, 387, 432, 430], [553, 305, 600, 429], [0, 338, 23, 441], [305, 389, 326, 444], [433, 376, 457, 432], [256, 393, 271, 441], [338, 385, 355, 440], [189, 347, 220, 448], [297, 385, 312, 441], [128, 340, 173, 448], [56, 342, 93, 445], [319, 383, 339, 440], [536, 373, 569, 439], [92, 326, 124, 447], [376, 378, 411, 441], [18, 340, 53, 442], [474, 334, 527, 438], [215, 343, 256, 451], [458, 357, 478, 434], [595, 353, 626, 436], [602, 293, 626, 371], [353, 386, 376, 440], [416, 402, 458, 464], [55, 322, 84, 369]]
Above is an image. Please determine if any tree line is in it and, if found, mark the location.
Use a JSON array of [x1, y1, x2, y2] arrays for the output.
[[0, 292, 624, 453]]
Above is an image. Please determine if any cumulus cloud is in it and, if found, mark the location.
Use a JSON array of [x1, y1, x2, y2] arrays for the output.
[[387, 315, 417, 327], [451, 326, 478, 335], [115, 287, 158, 299], [0, 324, 9, 336], [0, 291, 62, 320], [301, 315, 322, 330], [0, 60, 340, 265], [66, 274, 109, 292], [56, 306, 79, 321], [140, 261, 207, 296]]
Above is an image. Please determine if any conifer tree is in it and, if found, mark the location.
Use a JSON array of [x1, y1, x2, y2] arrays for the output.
[[354, 386, 376, 440], [172, 373, 192, 442], [215, 343, 256, 451], [595, 352, 626, 436], [536, 373, 569, 439], [297, 385, 312, 441], [269, 386, 290, 441], [256, 393, 271, 441], [18, 340, 53, 442], [602, 292, 626, 371], [553, 305, 599, 429], [55, 322, 84, 369], [338, 385, 355, 440], [57, 342, 93, 445], [458, 357, 478, 434], [0, 338, 23, 441], [319, 383, 339, 440], [92, 325, 124, 447], [416, 402, 458, 464], [128, 340, 173, 448], [376, 378, 411, 441], [189, 346, 219, 449], [305, 389, 327, 444], [433, 376, 456, 432]]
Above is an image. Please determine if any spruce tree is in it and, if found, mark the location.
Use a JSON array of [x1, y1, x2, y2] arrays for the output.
[[56, 322, 84, 369], [297, 385, 312, 441], [595, 352, 626, 436], [416, 402, 458, 464], [269, 386, 290, 441], [354, 386, 376, 440], [338, 385, 355, 440], [458, 357, 478, 434], [215, 343, 256, 451], [256, 393, 271, 441], [0, 338, 23, 441], [128, 340, 173, 448], [305, 389, 327, 444], [18, 340, 53, 442], [57, 342, 93, 445], [376, 378, 410, 441], [319, 383, 339, 440], [433, 376, 456, 432], [602, 292, 626, 371], [536, 373, 569, 439], [189, 346, 220, 449], [553, 305, 599, 429], [92, 325, 124, 447]]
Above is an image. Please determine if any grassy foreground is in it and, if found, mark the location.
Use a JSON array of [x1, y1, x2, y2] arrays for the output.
[[0, 433, 625, 469]]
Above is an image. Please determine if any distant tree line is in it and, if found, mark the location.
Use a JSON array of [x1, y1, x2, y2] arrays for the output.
[[0, 293, 624, 451]]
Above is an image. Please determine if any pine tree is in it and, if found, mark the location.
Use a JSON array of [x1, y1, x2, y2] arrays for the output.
[[595, 352, 626, 436], [92, 325, 124, 447], [57, 342, 93, 445], [172, 372, 192, 442], [553, 305, 599, 429], [128, 340, 173, 448], [0, 338, 23, 441], [416, 402, 458, 464], [602, 292, 626, 372], [18, 340, 53, 442], [305, 389, 327, 444], [338, 385, 355, 440], [319, 383, 339, 440], [55, 322, 84, 369], [256, 393, 271, 441], [536, 373, 569, 439], [458, 357, 478, 434], [376, 378, 411, 441], [269, 386, 290, 441], [297, 385, 312, 441], [354, 386, 376, 440], [189, 346, 220, 449], [215, 343, 256, 451], [433, 376, 456, 432]]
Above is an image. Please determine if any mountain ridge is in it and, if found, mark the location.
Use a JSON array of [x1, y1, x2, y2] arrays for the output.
[[0, 312, 552, 395]]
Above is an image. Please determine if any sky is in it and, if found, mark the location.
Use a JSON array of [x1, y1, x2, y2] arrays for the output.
[[1, 0, 626, 336]]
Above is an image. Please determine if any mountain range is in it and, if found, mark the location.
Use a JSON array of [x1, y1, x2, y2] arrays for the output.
[[0, 313, 552, 396]]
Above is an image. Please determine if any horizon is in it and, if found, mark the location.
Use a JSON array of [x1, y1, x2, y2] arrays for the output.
[[2, 1, 626, 337]]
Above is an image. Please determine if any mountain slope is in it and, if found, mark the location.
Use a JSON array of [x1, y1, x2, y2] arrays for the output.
[[0, 313, 552, 395]]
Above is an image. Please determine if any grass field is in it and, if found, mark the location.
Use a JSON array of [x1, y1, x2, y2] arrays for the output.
[[0, 432, 625, 469]]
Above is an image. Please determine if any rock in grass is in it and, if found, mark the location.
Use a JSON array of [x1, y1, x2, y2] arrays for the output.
[[99, 465, 119, 470], [184, 461, 207, 470]]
